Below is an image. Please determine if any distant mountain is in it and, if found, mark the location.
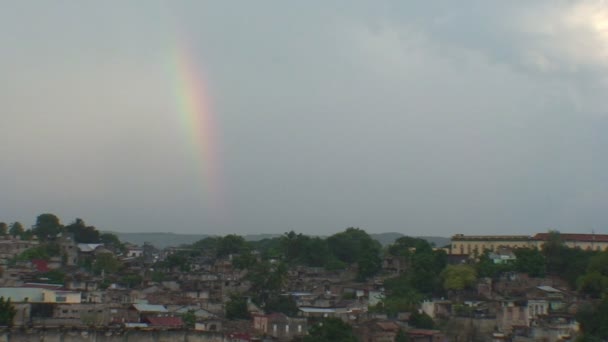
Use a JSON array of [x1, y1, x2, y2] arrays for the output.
[[108, 231, 450, 249], [107, 232, 210, 248]]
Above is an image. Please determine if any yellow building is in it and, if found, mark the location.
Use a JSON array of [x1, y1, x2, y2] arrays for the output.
[[450, 233, 608, 256], [451, 234, 532, 256]]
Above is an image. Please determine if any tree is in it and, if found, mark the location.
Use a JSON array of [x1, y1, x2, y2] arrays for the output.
[[232, 250, 257, 269], [327, 228, 382, 280], [0, 222, 7, 235], [395, 329, 411, 342], [39, 269, 65, 284], [65, 218, 100, 243], [409, 249, 440, 294], [92, 254, 121, 275], [388, 236, 429, 257], [576, 297, 608, 340], [577, 271, 608, 298], [476, 250, 515, 278], [0, 296, 17, 326], [217, 234, 249, 258], [578, 251, 608, 298], [33, 213, 63, 240], [182, 310, 196, 328], [163, 251, 191, 272], [99, 233, 126, 253], [248, 261, 288, 306], [264, 295, 299, 316], [121, 274, 143, 288], [441, 264, 477, 292], [225, 295, 249, 320], [9, 222, 24, 238], [513, 248, 546, 277], [304, 318, 357, 342], [192, 236, 222, 254], [409, 311, 434, 329], [16, 243, 60, 261]]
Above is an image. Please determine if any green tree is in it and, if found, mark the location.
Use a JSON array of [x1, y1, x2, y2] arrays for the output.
[[164, 251, 192, 272], [249, 237, 283, 260], [576, 297, 608, 340], [225, 295, 250, 320], [99, 233, 126, 253], [39, 269, 65, 284], [327, 228, 382, 280], [0, 297, 17, 326], [388, 236, 429, 257], [476, 250, 515, 278], [395, 329, 411, 342], [192, 236, 222, 255], [441, 264, 477, 292], [304, 318, 357, 342], [578, 251, 608, 298], [248, 261, 288, 306], [17, 243, 60, 261], [33, 213, 63, 240], [182, 310, 196, 328], [121, 274, 143, 288], [93, 254, 121, 275], [514, 248, 546, 277], [216, 234, 250, 258], [409, 311, 434, 329], [65, 218, 100, 243], [264, 295, 299, 316], [577, 272, 608, 298], [232, 250, 257, 270], [0, 222, 7, 235], [9, 222, 24, 238], [409, 249, 440, 294]]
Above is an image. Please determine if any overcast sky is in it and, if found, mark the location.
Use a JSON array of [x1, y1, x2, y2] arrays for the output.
[[1, 1, 608, 236]]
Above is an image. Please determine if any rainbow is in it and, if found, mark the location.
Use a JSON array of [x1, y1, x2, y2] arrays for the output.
[[170, 45, 225, 216]]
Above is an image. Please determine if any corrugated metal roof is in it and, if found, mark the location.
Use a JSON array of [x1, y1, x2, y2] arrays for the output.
[[77, 243, 104, 252], [537, 286, 562, 293], [298, 307, 341, 313], [132, 304, 168, 312]]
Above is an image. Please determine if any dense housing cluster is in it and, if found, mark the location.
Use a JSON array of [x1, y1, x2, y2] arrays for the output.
[[0, 214, 607, 341]]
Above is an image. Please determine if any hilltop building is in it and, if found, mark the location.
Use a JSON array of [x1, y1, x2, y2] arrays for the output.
[[451, 233, 608, 256]]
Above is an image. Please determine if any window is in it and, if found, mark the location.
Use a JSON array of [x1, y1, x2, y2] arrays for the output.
[[298, 325, 302, 333]]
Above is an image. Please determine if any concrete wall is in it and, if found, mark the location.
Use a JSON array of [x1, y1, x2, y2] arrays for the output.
[[0, 330, 225, 342]]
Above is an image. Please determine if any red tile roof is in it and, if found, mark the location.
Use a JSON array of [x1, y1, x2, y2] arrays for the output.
[[408, 329, 442, 336], [533, 233, 608, 243], [144, 316, 183, 327], [376, 321, 399, 331]]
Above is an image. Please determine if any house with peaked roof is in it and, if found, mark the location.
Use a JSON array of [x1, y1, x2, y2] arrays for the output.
[[252, 313, 307, 340], [355, 319, 401, 342], [128, 303, 169, 322]]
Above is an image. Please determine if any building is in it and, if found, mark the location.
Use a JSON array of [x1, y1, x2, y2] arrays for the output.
[[252, 313, 307, 340], [451, 235, 531, 256], [532, 233, 608, 252], [0, 237, 39, 264], [0, 285, 81, 303], [451, 233, 608, 256]]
